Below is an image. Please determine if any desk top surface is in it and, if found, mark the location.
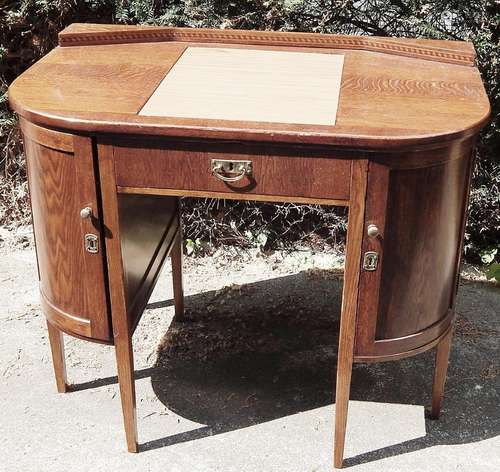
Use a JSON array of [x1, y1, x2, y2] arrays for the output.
[[9, 23, 490, 149]]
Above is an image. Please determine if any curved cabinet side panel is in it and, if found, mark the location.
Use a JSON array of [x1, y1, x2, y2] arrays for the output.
[[355, 144, 472, 360], [23, 130, 111, 341], [376, 158, 469, 339]]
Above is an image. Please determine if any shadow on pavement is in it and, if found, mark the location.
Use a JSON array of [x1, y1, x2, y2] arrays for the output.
[[76, 270, 500, 465]]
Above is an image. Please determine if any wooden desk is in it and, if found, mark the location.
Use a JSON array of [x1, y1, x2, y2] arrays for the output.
[[9, 24, 490, 468]]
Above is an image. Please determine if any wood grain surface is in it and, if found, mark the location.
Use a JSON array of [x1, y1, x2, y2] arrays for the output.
[[112, 139, 351, 201], [334, 159, 369, 468], [46, 320, 68, 393], [117, 193, 179, 333], [117, 186, 348, 207], [97, 142, 138, 452], [58, 24, 476, 66], [20, 118, 74, 152], [170, 226, 185, 321], [430, 327, 454, 419], [376, 159, 469, 337], [9, 26, 490, 149], [23, 127, 110, 341], [354, 144, 472, 360]]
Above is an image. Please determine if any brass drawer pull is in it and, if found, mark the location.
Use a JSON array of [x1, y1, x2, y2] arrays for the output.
[[211, 159, 253, 183]]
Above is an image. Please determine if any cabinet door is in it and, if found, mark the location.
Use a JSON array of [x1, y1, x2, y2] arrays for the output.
[[354, 144, 473, 361], [22, 121, 110, 341]]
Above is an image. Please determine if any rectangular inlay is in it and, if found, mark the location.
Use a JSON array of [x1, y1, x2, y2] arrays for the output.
[[139, 47, 344, 125]]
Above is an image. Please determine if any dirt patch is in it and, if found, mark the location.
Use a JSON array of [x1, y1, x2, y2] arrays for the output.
[[157, 270, 343, 364]]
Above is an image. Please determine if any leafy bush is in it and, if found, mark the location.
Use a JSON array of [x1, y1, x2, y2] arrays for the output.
[[1, 1, 499, 258], [0, 0, 114, 227]]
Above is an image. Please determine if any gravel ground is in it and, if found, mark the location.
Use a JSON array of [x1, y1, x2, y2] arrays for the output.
[[0, 244, 499, 472]]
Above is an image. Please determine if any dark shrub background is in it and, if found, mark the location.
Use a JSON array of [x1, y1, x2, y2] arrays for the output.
[[1, 1, 498, 259]]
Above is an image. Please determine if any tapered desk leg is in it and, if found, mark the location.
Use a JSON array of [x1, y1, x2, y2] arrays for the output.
[[115, 335, 138, 452], [334, 334, 355, 469], [334, 160, 368, 469], [46, 321, 68, 393], [98, 142, 138, 452], [430, 327, 453, 419], [171, 228, 184, 320]]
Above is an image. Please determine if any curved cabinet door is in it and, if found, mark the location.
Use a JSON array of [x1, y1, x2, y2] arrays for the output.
[[354, 140, 474, 361], [22, 120, 110, 342]]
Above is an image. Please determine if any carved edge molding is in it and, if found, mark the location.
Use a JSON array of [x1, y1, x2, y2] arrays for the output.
[[58, 26, 476, 66]]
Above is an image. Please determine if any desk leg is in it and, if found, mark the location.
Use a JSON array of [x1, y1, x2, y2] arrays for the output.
[[334, 160, 368, 468], [46, 321, 68, 393], [98, 142, 138, 452], [115, 335, 138, 452], [430, 327, 453, 419], [171, 228, 184, 321]]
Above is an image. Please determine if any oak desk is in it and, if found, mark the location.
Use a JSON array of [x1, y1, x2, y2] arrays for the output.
[[9, 23, 490, 469]]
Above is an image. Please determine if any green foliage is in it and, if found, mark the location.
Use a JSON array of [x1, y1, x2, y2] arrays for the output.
[[481, 247, 500, 282], [185, 237, 202, 255], [481, 247, 498, 264], [0, 0, 115, 226], [1, 1, 499, 258], [486, 263, 500, 282]]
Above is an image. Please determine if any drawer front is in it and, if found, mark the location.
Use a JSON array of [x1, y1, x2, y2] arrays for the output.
[[113, 141, 351, 202]]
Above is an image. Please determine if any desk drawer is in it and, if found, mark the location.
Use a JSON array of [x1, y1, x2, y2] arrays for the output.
[[113, 141, 351, 202]]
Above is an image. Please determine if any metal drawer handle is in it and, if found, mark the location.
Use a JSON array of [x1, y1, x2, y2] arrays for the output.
[[211, 159, 253, 183]]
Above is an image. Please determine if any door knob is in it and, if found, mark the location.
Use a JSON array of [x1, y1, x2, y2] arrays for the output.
[[80, 207, 92, 219], [367, 224, 379, 238]]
